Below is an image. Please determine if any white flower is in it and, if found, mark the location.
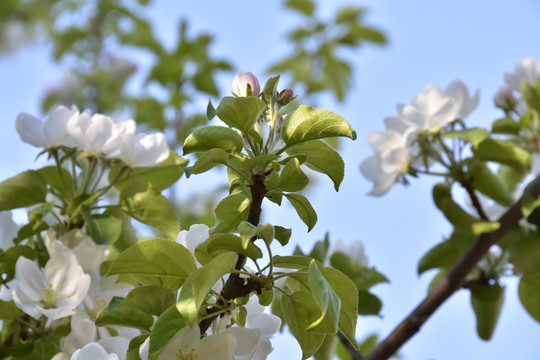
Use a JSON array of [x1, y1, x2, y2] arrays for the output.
[[15, 105, 78, 149], [119, 131, 169, 167], [12, 242, 90, 320], [243, 297, 281, 360], [330, 239, 369, 267], [71, 342, 119, 360], [66, 110, 120, 155], [139, 324, 238, 360], [232, 72, 261, 97], [360, 130, 412, 196], [493, 86, 518, 111], [504, 58, 540, 92], [46, 230, 105, 271], [444, 80, 479, 120], [177, 224, 210, 255], [0, 211, 19, 249]]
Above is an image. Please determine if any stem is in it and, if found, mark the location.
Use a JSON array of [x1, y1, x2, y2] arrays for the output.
[[364, 175, 540, 360], [461, 178, 489, 221], [337, 332, 364, 360]]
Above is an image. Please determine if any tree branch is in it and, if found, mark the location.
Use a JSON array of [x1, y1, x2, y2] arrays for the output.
[[461, 178, 489, 221], [364, 175, 540, 360], [337, 332, 364, 360], [199, 172, 267, 335]]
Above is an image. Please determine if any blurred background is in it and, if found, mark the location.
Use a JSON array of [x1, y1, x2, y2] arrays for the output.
[[1, 0, 540, 359]]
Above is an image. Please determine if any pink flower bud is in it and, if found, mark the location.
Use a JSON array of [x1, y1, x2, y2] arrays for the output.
[[232, 71, 260, 97], [277, 89, 295, 106], [493, 86, 517, 111]]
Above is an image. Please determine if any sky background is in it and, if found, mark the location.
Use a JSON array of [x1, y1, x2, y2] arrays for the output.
[[1, 0, 540, 359]]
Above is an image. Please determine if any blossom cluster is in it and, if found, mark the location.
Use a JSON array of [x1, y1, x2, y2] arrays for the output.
[[360, 80, 479, 196], [16, 105, 169, 167], [496, 58, 540, 114]]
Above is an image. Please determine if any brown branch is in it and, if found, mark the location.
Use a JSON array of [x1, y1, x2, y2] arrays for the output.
[[199, 172, 268, 335], [364, 175, 540, 360], [461, 178, 489, 221]]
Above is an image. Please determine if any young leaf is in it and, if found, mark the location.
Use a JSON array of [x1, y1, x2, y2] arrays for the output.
[[207, 98, 217, 120], [274, 225, 292, 246], [202, 233, 263, 261], [149, 306, 186, 357], [518, 274, 540, 322], [470, 284, 505, 340], [442, 127, 489, 146], [84, 212, 123, 245], [0, 170, 47, 211], [124, 151, 188, 191], [212, 193, 250, 234], [307, 261, 341, 334], [281, 291, 326, 359], [417, 240, 463, 275], [357, 290, 383, 315], [279, 158, 309, 192], [183, 126, 244, 155], [284, 193, 318, 231], [95, 303, 154, 331], [287, 140, 345, 191], [119, 285, 175, 316], [216, 96, 266, 133], [108, 238, 197, 280], [468, 159, 513, 206], [473, 138, 531, 172], [509, 236, 540, 275], [280, 106, 356, 147], [120, 182, 179, 240], [176, 252, 237, 326], [188, 148, 229, 176]]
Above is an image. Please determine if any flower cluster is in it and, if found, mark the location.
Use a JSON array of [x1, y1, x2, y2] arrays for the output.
[[16, 105, 169, 168], [361, 80, 479, 196], [493, 58, 540, 114]]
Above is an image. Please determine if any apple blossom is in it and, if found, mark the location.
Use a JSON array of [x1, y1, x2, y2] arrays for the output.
[[66, 110, 119, 155], [232, 71, 260, 97], [504, 57, 540, 92], [493, 86, 517, 111], [0, 211, 18, 249], [444, 80, 479, 120], [360, 129, 412, 196], [15, 105, 78, 149], [140, 324, 238, 360], [12, 242, 90, 320], [71, 342, 119, 360], [119, 131, 169, 167], [177, 223, 210, 254]]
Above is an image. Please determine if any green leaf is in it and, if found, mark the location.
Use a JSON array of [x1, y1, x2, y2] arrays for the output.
[[176, 252, 237, 326], [273, 255, 313, 269], [307, 261, 340, 333], [284, 193, 317, 231], [96, 302, 154, 331], [119, 286, 175, 316], [281, 291, 326, 359], [491, 116, 521, 134], [128, 151, 188, 191], [288, 140, 345, 191], [37, 166, 73, 197], [120, 182, 179, 240], [0, 300, 23, 319], [187, 148, 229, 176], [350, 24, 386, 44], [274, 226, 292, 246], [216, 96, 266, 133], [0, 170, 47, 211], [519, 274, 540, 322], [202, 233, 263, 261], [509, 236, 540, 275], [442, 127, 489, 146], [468, 159, 513, 206], [149, 306, 186, 358], [207, 98, 217, 120], [357, 290, 383, 315], [522, 81, 540, 112], [324, 267, 359, 348], [417, 240, 463, 275], [329, 252, 388, 290], [473, 138, 531, 172], [285, 0, 315, 16], [212, 193, 250, 234], [261, 75, 280, 125], [281, 106, 356, 147], [498, 164, 526, 194], [85, 212, 122, 245], [183, 126, 244, 155], [108, 238, 197, 281], [470, 284, 505, 340], [279, 158, 309, 192]]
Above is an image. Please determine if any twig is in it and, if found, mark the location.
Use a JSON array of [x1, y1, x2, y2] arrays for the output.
[[364, 175, 540, 360], [461, 178, 489, 221]]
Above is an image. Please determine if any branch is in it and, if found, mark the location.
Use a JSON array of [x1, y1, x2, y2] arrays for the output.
[[461, 178, 489, 221], [199, 172, 268, 335], [364, 175, 540, 360]]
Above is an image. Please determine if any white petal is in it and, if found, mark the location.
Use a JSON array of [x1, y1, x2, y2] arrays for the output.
[[43, 105, 75, 147], [15, 112, 46, 147]]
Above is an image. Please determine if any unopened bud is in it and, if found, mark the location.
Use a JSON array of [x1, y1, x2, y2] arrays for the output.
[[232, 71, 260, 97], [493, 86, 517, 111], [277, 89, 295, 106]]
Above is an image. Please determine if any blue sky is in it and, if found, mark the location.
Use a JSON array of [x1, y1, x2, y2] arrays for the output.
[[1, 0, 540, 359]]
